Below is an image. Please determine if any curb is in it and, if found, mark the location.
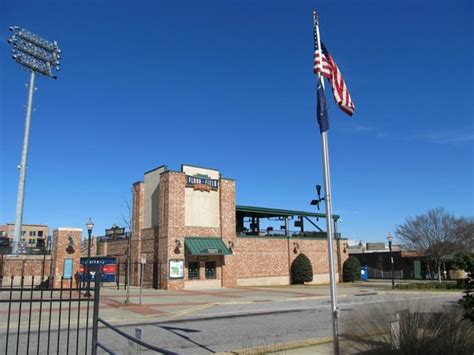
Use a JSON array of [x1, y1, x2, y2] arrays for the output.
[[217, 336, 333, 354]]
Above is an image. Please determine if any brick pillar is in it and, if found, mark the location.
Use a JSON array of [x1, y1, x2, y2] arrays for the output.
[[336, 239, 349, 282], [131, 181, 144, 285], [159, 172, 186, 291], [220, 179, 237, 288], [51, 228, 82, 288]]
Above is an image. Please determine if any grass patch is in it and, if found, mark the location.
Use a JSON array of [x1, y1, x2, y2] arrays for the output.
[[340, 299, 474, 354]]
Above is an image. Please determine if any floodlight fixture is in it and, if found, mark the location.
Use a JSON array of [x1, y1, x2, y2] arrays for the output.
[[7, 26, 62, 254], [8, 26, 61, 79]]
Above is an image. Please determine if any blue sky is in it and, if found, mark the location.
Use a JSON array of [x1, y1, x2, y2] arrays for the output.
[[1, 0, 472, 243]]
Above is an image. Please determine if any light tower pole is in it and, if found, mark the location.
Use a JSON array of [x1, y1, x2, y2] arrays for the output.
[[7, 27, 61, 254]]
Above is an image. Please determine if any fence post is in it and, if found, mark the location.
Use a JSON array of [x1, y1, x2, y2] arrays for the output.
[[124, 261, 128, 287], [116, 261, 120, 290], [91, 272, 101, 355]]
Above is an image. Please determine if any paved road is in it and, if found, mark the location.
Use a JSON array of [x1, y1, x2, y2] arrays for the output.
[[95, 292, 460, 354]]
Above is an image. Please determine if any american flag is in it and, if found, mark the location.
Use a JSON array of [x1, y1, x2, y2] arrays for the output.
[[313, 31, 355, 116]]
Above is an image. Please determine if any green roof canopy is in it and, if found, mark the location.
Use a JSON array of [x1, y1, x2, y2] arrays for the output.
[[185, 237, 230, 256], [236, 205, 340, 220]]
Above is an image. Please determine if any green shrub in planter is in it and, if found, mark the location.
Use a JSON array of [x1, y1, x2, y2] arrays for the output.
[[291, 254, 313, 284], [343, 256, 361, 282]]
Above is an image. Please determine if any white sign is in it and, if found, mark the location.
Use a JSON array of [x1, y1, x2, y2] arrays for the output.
[[141, 254, 147, 264], [169, 259, 184, 279]]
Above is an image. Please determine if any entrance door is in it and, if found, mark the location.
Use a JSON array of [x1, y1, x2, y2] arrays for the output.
[[414, 260, 421, 279]]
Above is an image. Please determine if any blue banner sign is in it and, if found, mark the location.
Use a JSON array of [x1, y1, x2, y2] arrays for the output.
[[80, 256, 117, 283], [63, 258, 73, 279]]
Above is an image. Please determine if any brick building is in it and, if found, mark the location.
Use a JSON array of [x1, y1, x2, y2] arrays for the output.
[[0, 223, 48, 250], [101, 164, 348, 290]]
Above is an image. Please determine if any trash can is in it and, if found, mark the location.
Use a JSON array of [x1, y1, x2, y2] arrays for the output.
[[360, 266, 368, 281]]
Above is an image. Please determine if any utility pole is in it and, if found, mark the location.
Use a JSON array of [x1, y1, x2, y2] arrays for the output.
[[7, 27, 61, 254]]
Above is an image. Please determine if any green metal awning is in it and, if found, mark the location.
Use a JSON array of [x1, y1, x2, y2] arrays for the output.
[[185, 237, 231, 256]]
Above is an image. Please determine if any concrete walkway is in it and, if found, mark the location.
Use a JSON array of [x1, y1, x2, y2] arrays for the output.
[[96, 281, 459, 325]]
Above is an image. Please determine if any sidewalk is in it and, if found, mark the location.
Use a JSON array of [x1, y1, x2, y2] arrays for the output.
[[96, 282, 384, 324], [96, 281, 459, 324]]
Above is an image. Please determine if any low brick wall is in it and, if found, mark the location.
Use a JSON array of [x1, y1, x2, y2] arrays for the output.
[[0, 254, 52, 287]]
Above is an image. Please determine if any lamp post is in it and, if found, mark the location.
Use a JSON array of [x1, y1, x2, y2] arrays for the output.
[[85, 218, 94, 297], [7, 27, 61, 254], [387, 233, 395, 289]]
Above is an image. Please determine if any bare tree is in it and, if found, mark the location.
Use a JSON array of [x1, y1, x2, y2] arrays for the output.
[[120, 197, 133, 232], [120, 195, 133, 303], [396, 208, 470, 282]]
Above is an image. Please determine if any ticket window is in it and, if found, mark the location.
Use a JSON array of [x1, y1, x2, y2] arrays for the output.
[[188, 262, 200, 280], [205, 261, 216, 279]]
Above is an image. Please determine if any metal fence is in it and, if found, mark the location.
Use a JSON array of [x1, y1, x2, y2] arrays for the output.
[[115, 261, 162, 290], [0, 274, 99, 355], [368, 267, 404, 279], [0, 256, 175, 354]]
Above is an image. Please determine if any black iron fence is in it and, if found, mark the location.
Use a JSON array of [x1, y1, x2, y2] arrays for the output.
[[0, 257, 173, 354], [0, 274, 99, 355], [115, 261, 162, 290], [368, 266, 404, 279]]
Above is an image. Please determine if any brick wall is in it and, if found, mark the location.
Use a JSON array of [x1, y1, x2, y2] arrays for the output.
[[0, 255, 52, 286], [236, 236, 348, 286]]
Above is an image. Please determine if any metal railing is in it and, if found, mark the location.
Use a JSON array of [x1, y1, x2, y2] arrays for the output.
[[367, 267, 404, 279], [0, 274, 98, 354], [114, 261, 162, 290], [238, 229, 342, 238]]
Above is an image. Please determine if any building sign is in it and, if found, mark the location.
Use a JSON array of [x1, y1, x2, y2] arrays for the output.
[[169, 259, 184, 279], [141, 253, 147, 264], [105, 226, 125, 238], [203, 248, 220, 254], [63, 258, 73, 279], [186, 174, 218, 192]]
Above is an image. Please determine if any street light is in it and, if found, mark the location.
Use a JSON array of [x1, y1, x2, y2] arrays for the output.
[[85, 218, 94, 297], [7, 27, 61, 254], [387, 233, 395, 289]]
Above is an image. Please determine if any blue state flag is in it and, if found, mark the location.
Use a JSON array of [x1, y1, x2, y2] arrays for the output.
[[317, 77, 329, 133]]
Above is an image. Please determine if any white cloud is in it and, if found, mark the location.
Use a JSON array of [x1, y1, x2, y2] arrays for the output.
[[408, 129, 474, 145]]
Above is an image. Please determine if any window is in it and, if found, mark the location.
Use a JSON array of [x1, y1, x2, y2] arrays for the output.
[[29, 231, 36, 236], [188, 262, 200, 280], [29, 239, 36, 245], [38, 231, 43, 237], [22, 231, 26, 236], [205, 262, 216, 279]]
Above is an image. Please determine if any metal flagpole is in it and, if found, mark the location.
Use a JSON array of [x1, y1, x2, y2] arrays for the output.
[[313, 10, 340, 355], [12, 70, 36, 255]]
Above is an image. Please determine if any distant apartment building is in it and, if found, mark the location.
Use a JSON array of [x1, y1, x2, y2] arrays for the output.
[[1, 224, 49, 248]]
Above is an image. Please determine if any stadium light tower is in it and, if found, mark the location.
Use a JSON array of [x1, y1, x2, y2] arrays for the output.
[[7, 27, 61, 254]]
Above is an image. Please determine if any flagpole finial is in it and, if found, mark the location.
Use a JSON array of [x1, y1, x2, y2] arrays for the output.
[[312, 10, 318, 25]]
